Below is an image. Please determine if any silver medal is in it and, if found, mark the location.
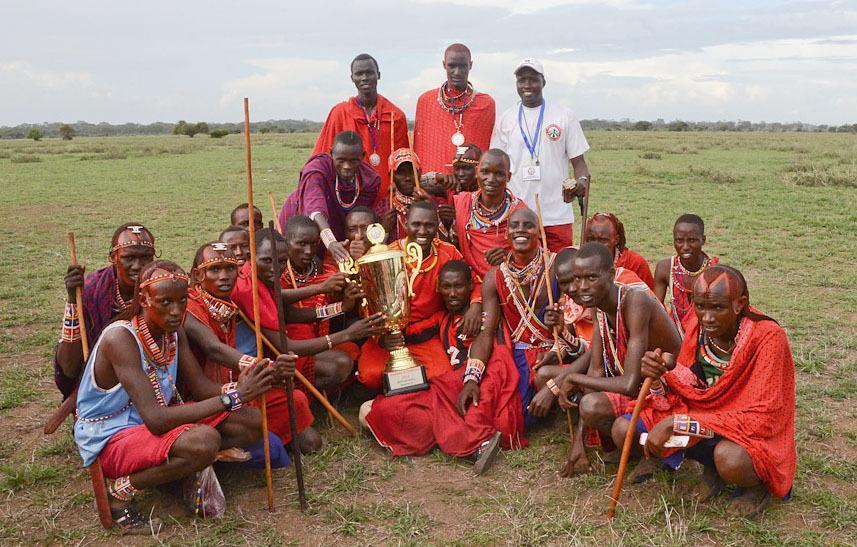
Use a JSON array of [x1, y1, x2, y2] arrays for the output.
[[369, 153, 381, 166], [451, 131, 465, 146]]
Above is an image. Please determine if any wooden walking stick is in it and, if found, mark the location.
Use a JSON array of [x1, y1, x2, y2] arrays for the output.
[[44, 233, 91, 434], [235, 308, 358, 437], [577, 177, 591, 247], [534, 194, 576, 445], [60, 233, 113, 529], [607, 376, 654, 519], [389, 112, 395, 209], [244, 97, 275, 511], [268, 192, 283, 234], [268, 221, 308, 511]]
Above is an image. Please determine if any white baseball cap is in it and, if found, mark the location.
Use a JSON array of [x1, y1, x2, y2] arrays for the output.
[[514, 58, 544, 77]]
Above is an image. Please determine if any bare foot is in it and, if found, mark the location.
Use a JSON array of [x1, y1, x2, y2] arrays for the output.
[[560, 445, 592, 477], [626, 457, 668, 484], [602, 450, 620, 464], [694, 465, 725, 502], [727, 485, 771, 518]]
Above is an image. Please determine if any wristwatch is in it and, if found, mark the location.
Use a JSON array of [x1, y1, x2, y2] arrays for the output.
[[220, 393, 232, 411]]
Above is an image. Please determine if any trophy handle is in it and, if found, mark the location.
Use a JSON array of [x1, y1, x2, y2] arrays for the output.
[[405, 242, 423, 297]]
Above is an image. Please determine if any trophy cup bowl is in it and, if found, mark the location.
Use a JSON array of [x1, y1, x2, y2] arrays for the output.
[[356, 224, 429, 396]]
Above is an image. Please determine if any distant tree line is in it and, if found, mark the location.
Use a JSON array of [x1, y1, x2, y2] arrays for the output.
[[0, 119, 323, 140], [580, 118, 857, 133], [2, 118, 855, 139]]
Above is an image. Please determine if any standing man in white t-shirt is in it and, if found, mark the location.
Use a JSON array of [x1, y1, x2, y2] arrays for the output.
[[490, 58, 591, 251]]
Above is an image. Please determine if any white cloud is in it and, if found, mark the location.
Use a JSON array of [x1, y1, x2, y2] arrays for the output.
[[412, 0, 630, 15]]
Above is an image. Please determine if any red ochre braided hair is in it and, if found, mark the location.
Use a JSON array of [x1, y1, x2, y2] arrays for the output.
[[115, 260, 188, 322]]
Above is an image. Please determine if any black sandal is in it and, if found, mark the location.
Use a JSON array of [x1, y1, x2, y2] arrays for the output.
[[111, 502, 162, 535]]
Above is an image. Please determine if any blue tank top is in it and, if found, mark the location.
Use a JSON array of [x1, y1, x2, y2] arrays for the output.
[[74, 320, 179, 467]]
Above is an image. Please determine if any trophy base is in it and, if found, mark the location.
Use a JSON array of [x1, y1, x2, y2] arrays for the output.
[[383, 366, 429, 396]]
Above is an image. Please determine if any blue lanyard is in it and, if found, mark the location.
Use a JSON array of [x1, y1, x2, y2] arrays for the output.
[[518, 101, 545, 161]]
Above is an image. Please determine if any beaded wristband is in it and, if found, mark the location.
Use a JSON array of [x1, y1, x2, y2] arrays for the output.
[[673, 414, 714, 438], [650, 379, 667, 397], [60, 303, 82, 343], [316, 302, 343, 319], [463, 358, 486, 384], [238, 354, 257, 371], [546, 378, 560, 396], [320, 228, 337, 248], [108, 476, 139, 502], [221, 382, 242, 411]]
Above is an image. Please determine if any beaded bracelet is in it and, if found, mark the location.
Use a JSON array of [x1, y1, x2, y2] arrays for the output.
[[109, 476, 139, 502], [546, 378, 560, 396], [673, 414, 714, 438], [320, 228, 337, 249], [238, 354, 257, 371], [60, 303, 81, 343], [221, 382, 242, 411], [316, 302, 343, 319], [650, 379, 667, 397], [463, 358, 486, 384]]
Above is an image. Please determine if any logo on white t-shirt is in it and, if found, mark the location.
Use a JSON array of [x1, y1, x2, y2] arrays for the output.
[[545, 124, 561, 141]]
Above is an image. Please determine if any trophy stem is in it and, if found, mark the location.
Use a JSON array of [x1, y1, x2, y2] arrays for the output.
[[386, 329, 421, 372]]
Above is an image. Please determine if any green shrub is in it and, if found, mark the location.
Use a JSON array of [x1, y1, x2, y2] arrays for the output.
[[210, 128, 229, 138]]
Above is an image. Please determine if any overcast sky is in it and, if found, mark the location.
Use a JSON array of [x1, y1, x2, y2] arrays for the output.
[[2, 0, 856, 126]]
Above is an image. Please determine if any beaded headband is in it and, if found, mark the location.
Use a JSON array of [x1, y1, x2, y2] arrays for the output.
[[197, 243, 240, 270], [110, 226, 155, 254], [139, 270, 189, 289], [453, 158, 479, 166]]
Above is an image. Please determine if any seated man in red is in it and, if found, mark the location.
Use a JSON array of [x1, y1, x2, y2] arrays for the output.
[[362, 260, 526, 473], [452, 149, 526, 279], [470, 207, 576, 427], [74, 261, 284, 534], [55, 223, 156, 398], [230, 203, 263, 232], [219, 226, 250, 266], [653, 214, 718, 335], [279, 215, 365, 392], [231, 227, 386, 406], [613, 265, 795, 517], [184, 242, 319, 454], [585, 212, 654, 289], [383, 148, 452, 242], [279, 131, 386, 263], [557, 242, 681, 474], [358, 201, 483, 391]]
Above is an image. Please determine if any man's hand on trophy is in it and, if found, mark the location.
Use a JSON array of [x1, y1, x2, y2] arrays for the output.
[[321, 272, 347, 296], [341, 282, 365, 312], [378, 331, 405, 351], [345, 312, 387, 341]]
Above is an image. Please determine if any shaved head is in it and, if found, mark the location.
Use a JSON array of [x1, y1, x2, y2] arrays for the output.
[[509, 207, 537, 225], [444, 43, 471, 61], [480, 148, 511, 173], [694, 264, 747, 302]]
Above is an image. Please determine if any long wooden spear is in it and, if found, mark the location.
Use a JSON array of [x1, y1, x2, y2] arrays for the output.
[[244, 97, 275, 511], [268, 221, 308, 511], [389, 112, 395, 209], [607, 377, 653, 519], [534, 194, 576, 449], [235, 308, 358, 436], [268, 192, 283, 235], [65, 233, 113, 529], [578, 177, 591, 247]]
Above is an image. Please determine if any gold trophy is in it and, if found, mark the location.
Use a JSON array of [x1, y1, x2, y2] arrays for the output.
[[356, 223, 429, 396]]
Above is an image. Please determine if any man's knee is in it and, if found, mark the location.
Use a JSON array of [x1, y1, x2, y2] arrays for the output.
[[714, 440, 759, 486], [173, 425, 220, 469], [611, 416, 631, 448], [534, 366, 557, 390], [579, 392, 610, 426], [331, 351, 354, 382], [230, 407, 263, 445]]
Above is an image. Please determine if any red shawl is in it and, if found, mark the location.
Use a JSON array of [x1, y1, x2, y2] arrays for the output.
[[413, 88, 495, 173], [311, 95, 409, 206], [186, 287, 237, 384], [638, 311, 796, 498], [615, 248, 654, 289], [453, 191, 526, 279]]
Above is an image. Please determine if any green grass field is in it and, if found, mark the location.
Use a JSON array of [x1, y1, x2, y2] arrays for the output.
[[0, 131, 855, 545]]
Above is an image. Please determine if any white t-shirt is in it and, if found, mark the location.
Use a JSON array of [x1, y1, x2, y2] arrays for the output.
[[490, 100, 589, 226]]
